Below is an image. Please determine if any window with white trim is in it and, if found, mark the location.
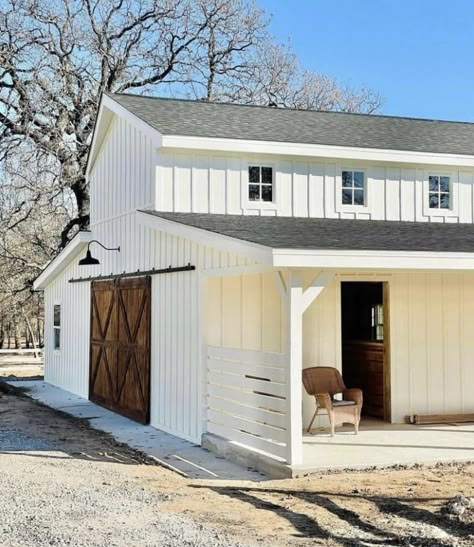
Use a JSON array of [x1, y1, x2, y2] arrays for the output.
[[341, 170, 365, 206], [428, 175, 451, 209], [53, 304, 61, 350], [248, 166, 273, 202]]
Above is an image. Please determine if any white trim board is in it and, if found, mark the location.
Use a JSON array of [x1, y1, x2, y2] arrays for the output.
[[86, 94, 163, 176], [273, 248, 474, 270], [161, 135, 474, 168]]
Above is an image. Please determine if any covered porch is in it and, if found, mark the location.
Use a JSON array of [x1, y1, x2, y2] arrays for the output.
[[203, 264, 474, 477]]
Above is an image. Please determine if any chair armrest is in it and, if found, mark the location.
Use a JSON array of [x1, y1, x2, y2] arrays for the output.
[[315, 392, 332, 410], [343, 388, 363, 406]]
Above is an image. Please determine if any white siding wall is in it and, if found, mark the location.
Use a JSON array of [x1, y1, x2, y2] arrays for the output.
[[206, 270, 474, 428], [44, 261, 91, 398], [89, 116, 155, 226], [157, 150, 474, 223], [44, 211, 252, 443]]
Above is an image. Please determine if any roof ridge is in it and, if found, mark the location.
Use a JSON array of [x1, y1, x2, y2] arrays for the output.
[[107, 92, 474, 126]]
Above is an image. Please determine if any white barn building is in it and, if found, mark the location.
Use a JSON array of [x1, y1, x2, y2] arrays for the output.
[[34, 93, 474, 473]]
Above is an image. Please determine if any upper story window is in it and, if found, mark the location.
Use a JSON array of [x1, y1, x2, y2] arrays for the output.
[[428, 175, 450, 209], [53, 304, 61, 350], [342, 170, 365, 206], [248, 166, 273, 202]]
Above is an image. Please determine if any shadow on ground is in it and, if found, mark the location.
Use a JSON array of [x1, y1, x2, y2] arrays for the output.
[[191, 484, 473, 547], [0, 383, 153, 466]]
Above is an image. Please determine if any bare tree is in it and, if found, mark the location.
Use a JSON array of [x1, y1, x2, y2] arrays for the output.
[[222, 41, 383, 112], [0, 0, 258, 246], [1, 1, 382, 246], [0, 0, 384, 346], [0, 0, 383, 275]]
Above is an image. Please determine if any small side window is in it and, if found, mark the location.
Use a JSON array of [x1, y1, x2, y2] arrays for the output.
[[341, 170, 365, 206], [248, 166, 273, 202], [53, 305, 61, 350], [428, 175, 451, 209]]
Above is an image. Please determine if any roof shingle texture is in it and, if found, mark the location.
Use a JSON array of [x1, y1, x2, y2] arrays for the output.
[[142, 211, 474, 253], [109, 93, 474, 155]]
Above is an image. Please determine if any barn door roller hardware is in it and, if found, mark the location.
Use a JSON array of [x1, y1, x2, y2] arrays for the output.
[[69, 264, 195, 283], [78, 240, 121, 266]]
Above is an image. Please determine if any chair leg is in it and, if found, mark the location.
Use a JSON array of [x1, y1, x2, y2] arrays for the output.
[[354, 408, 360, 435], [307, 406, 319, 433], [329, 410, 335, 437]]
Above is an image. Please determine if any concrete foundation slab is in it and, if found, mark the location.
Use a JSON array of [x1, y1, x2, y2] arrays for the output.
[[5, 380, 267, 481]]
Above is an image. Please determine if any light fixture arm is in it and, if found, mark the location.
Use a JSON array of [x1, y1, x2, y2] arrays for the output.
[[87, 240, 120, 253]]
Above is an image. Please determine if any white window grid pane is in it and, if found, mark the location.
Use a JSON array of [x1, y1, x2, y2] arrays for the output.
[[428, 175, 451, 209], [248, 167, 273, 202], [342, 171, 365, 205], [429, 192, 450, 209]]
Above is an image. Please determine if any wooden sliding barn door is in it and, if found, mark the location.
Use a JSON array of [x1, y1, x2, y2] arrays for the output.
[[89, 277, 151, 423]]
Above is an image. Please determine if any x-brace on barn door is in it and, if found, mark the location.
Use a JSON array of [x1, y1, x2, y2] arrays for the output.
[[89, 276, 151, 423]]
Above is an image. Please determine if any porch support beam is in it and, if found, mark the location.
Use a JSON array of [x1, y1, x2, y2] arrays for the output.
[[285, 270, 334, 466], [302, 272, 334, 313], [286, 270, 304, 465]]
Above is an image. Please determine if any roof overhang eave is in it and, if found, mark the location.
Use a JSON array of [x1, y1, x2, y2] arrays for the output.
[[161, 134, 474, 168]]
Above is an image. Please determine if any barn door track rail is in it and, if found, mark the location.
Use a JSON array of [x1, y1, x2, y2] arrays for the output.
[[69, 263, 195, 283]]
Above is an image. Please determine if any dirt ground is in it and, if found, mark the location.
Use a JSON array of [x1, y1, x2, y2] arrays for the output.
[[0, 385, 473, 547], [0, 354, 43, 379]]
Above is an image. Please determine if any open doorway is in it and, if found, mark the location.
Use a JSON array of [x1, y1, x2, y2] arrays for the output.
[[340, 282, 390, 421]]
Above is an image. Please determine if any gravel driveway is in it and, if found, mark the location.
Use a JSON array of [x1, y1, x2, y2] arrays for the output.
[[1, 384, 473, 547], [0, 389, 257, 547]]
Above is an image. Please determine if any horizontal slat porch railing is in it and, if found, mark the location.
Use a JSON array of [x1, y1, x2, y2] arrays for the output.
[[206, 345, 288, 461]]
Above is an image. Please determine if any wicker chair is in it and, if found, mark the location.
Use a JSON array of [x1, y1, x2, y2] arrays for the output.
[[302, 366, 363, 436]]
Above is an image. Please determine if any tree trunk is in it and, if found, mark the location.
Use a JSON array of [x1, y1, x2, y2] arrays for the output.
[[23, 313, 39, 359], [14, 321, 20, 349]]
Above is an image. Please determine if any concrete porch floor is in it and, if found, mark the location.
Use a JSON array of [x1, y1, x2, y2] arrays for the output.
[[296, 418, 474, 474]]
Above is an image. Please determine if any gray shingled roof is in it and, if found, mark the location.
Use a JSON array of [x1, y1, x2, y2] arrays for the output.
[[109, 93, 474, 156], [141, 211, 474, 253]]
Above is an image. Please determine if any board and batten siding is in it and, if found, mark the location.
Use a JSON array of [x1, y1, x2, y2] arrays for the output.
[[44, 259, 91, 399], [89, 115, 155, 227], [44, 211, 253, 443], [205, 270, 474, 428], [156, 150, 474, 223]]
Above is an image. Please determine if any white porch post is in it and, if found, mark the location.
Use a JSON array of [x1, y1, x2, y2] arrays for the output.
[[286, 270, 304, 465], [277, 270, 334, 466]]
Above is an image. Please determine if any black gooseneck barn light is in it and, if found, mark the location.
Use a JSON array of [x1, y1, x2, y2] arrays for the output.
[[78, 240, 120, 266]]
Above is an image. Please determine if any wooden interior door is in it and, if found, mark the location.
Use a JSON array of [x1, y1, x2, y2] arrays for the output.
[[342, 341, 384, 418], [89, 277, 151, 423]]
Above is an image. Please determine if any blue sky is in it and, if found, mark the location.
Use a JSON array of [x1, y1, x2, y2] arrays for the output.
[[259, 0, 473, 121]]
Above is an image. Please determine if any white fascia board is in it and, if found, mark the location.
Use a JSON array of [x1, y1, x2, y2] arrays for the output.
[[86, 94, 163, 176], [161, 134, 474, 168], [33, 232, 93, 290], [272, 248, 474, 271], [137, 210, 273, 265]]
